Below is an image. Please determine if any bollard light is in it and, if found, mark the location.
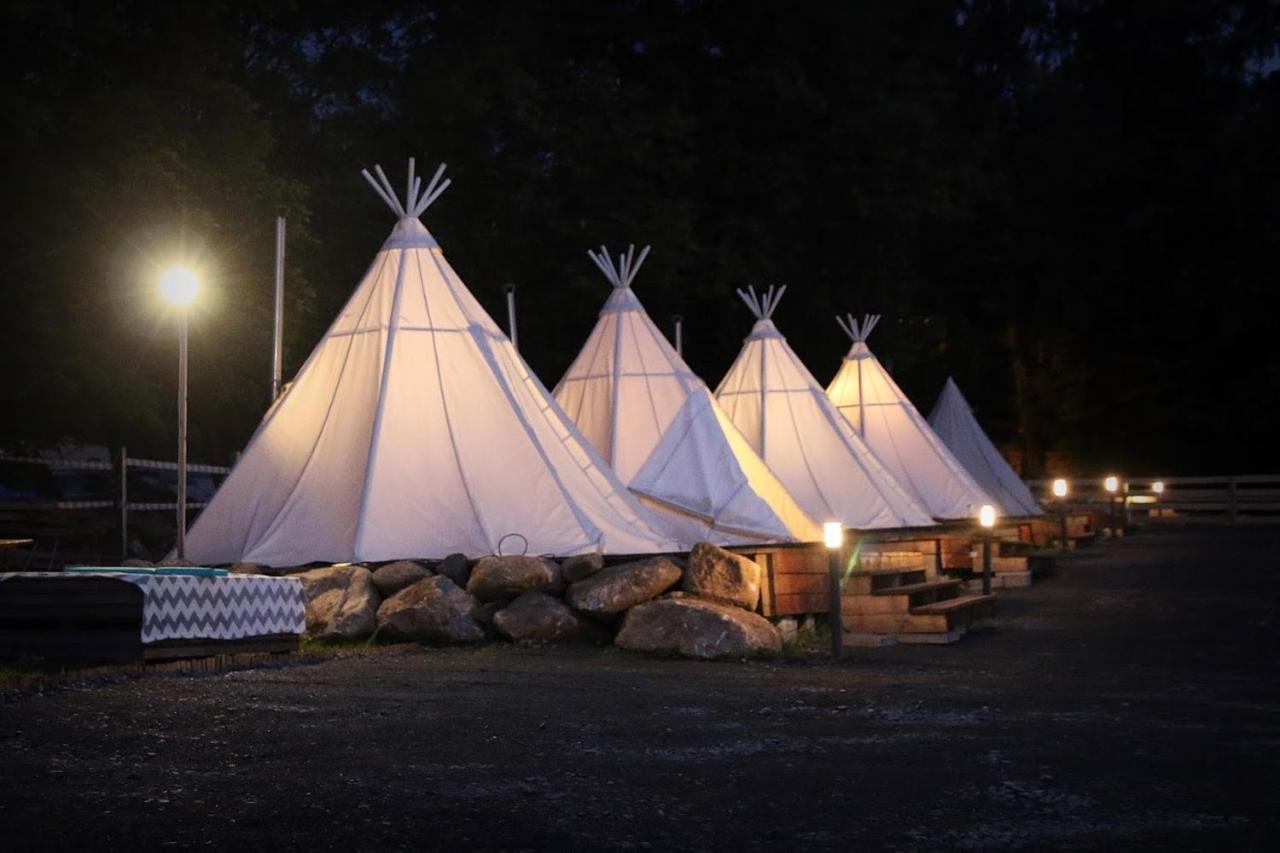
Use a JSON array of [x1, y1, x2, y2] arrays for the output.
[[1104, 475, 1119, 493], [822, 521, 844, 658], [1052, 478, 1069, 499], [977, 505, 996, 594], [1152, 481, 1165, 495]]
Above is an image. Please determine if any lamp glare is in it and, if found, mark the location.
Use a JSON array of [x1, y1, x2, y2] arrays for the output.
[[159, 266, 199, 305]]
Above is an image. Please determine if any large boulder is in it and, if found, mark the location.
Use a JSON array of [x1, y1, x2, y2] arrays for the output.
[[437, 552, 471, 588], [372, 560, 432, 597], [615, 597, 782, 659], [376, 576, 484, 644], [682, 543, 763, 610], [296, 565, 380, 639], [561, 552, 605, 583], [467, 555, 563, 602], [493, 592, 610, 644], [566, 556, 683, 619]]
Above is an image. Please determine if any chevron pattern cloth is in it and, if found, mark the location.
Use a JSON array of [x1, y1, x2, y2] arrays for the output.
[[0, 572, 305, 643]]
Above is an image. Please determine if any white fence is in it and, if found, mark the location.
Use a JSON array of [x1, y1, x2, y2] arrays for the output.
[[0, 449, 232, 561]]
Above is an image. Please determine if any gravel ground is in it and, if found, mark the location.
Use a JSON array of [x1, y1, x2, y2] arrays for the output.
[[2, 524, 1278, 851]]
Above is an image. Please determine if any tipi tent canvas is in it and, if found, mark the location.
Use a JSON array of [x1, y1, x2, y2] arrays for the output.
[[553, 246, 819, 545], [928, 378, 1042, 517], [714, 287, 934, 530], [183, 160, 675, 566], [826, 314, 992, 520]]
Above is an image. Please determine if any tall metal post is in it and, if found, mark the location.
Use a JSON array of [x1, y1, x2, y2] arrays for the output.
[[506, 284, 518, 351], [1058, 506, 1069, 551], [827, 547, 843, 657], [119, 446, 128, 559], [673, 315, 683, 357], [176, 312, 189, 559], [271, 215, 286, 400]]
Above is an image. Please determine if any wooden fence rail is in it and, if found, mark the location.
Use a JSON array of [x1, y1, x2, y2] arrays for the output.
[[1027, 475, 1280, 525]]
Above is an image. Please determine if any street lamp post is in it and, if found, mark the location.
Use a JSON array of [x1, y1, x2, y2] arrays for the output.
[[1052, 478, 1069, 550], [160, 266, 198, 559], [978, 504, 997, 595], [823, 522, 844, 658]]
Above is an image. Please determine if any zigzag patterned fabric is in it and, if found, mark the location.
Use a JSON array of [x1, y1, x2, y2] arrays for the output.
[[1, 573, 306, 643]]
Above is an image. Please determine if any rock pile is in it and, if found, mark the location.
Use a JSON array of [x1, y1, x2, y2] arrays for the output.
[[257, 542, 781, 660]]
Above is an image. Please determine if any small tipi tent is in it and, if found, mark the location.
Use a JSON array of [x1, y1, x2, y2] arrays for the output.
[[826, 314, 992, 520], [714, 287, 934, 530], [928, 378, 1042, 517], [183, 160, 675, 565], [554, 246, 819, 545]]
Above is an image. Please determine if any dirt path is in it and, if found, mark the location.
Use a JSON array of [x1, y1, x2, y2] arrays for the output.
[[3, 525, 1278, 851]]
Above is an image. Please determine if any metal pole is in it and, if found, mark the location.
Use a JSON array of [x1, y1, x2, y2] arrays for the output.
[[119, 446, 128, 559], [1058, 505, 1069, 551], [271, 215, 286, 400], [505, 284, 518, 351], [1108, 495, 1116, 538], [673, 315, 683, 357], [981, 535, 992, 595], [176, 312, 188, 559], [827, 547, 843, 657]]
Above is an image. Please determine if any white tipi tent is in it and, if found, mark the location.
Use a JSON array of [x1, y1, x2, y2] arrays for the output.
[[183, 160, 675, 565], [826, 314, 992, 520], [553, 246, 820, 545], [714, 287, 934, 530], [928, 378, 1042, 517]]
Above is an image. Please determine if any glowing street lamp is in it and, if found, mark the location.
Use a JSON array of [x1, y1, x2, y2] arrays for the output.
[[1052, 478, 1069, 499], [978, 504, 997, 595], [823, 522, 844, 658], [1152, 481, 1165, 496], [159, 265, 199, 559]]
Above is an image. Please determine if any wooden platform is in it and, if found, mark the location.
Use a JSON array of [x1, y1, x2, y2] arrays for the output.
[[840, 555, 996, 642]]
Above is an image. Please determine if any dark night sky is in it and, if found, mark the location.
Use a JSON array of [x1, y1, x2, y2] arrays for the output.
[[2, 1, 1278, 476]]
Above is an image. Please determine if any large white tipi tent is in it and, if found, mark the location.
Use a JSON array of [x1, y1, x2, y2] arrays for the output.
[[714, 287, 934, 530], [183, 160, 675, 566], [553, 246, 819, 545], [826, 314, 992, 520], [928, 378, 1042, 517]]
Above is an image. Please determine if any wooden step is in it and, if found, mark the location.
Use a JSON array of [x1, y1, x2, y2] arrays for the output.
[[910, 593, 995, 615], [871, 580, 961, 597], [844, 568, 928, 596]]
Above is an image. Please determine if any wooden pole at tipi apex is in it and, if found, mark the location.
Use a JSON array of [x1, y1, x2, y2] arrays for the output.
[[506, 283, 519, 351], [361, 157, 451, 220]]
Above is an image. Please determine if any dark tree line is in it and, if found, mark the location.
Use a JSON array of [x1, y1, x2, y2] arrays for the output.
[[3, 0, 1277, 475]]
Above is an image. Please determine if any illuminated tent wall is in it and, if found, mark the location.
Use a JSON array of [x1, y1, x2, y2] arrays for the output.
[[553, 246, 820, 546], [826, 314, 992, 520], [184, 161, 675, 566], [714, 287, 934, 530], [927, 377, 1042, 517]]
